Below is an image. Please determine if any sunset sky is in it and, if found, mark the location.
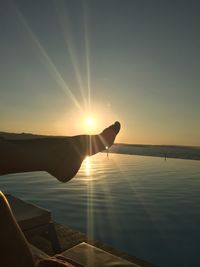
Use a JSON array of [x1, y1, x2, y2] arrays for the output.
[[0, 0, 200, 146]]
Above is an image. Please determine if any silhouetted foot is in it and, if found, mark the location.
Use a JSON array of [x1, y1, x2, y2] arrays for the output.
[[99, 121, 121, 149], [48, 121, 121, 182]]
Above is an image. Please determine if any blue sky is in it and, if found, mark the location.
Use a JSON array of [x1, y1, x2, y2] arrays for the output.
[[0, 0, 200, 145]]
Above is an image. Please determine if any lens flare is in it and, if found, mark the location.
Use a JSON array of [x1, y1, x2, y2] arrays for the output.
[[84, 116, 97, 131], [85, 156, 91, 176]]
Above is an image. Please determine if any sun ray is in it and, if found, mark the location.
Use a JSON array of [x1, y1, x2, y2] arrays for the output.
[[82, 1, 91, 108], [10, 1, 82, 111], [108, 154, 162, 233], [86, 166, 94, 245], [54, 1, 88, 109], [95, 156, 125, 245], [85, 156, 91, 176], [99, 184, 122, 244], [99, 134, 109, 149]]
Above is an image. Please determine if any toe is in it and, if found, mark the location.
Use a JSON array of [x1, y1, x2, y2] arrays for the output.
[[113, 121, 121, 134]]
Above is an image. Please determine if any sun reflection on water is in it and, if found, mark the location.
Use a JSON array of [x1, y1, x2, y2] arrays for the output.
[[85, 156, 91, 176]]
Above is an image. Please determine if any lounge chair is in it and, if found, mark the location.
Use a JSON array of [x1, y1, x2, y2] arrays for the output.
[[6, 193, 61, 253], [30, 242, 140, 267], [60, 242, 139, 266]]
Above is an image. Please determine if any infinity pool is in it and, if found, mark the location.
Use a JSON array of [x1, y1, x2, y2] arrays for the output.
[[1, 153, 200, 267]]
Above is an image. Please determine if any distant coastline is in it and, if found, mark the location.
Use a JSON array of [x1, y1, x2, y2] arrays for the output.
[[1, 132, 200, 161], [109, 143, 200, 161]]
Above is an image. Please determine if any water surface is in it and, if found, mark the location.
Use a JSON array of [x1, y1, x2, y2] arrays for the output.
[[1, 153, 200, 267]]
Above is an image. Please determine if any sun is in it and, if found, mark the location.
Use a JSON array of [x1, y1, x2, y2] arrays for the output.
[[84, 116, 97, 132], [85, 117, 94, 128]]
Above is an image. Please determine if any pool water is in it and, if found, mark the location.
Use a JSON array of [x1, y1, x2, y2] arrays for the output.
[[1, 153, 200, 267]]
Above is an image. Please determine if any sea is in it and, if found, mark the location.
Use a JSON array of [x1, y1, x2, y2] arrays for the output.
[[1, 153, 200, 267]]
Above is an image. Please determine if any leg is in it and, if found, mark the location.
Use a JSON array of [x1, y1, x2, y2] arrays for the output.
[[48, 121, 121, 182], [0, 122, 120, 182], [0, 191, 36, 267]]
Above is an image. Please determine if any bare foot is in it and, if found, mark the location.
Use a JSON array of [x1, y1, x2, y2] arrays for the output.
[[48, 121, 121, 182]]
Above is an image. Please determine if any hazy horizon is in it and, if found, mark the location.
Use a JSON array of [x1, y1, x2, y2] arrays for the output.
[[1, 130, 200, 148], [1, 0, 200, 146]]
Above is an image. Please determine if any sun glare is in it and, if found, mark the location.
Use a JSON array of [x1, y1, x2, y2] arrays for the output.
[[85, 117, 94, 127], [85, 156, 91, 176], [84, 116, 97, 131]]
